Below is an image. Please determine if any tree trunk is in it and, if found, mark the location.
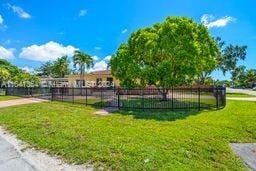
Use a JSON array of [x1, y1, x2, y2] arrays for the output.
[[162, 90, 168, 101], [80, 66, 83, 88], [157, 88, 169, 101]]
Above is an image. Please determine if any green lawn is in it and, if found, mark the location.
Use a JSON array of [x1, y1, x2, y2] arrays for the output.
[[0, 100, 255, 170], [226, 92, 255, 97], [0, 96, 20, 101]]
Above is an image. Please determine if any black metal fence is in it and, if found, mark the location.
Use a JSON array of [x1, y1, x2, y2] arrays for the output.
[[5, 86, 226, 110], [0, 88, 6, 96], [6, 87, 52, 99]]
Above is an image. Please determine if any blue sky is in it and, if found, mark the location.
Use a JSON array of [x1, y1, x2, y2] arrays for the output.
[[0, 0, 255, 80]]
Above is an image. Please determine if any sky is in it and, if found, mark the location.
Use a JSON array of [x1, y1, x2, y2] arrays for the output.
[[0, 0, 255, 80]]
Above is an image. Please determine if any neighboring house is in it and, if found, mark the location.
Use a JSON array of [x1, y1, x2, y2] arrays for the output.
[[40, 77, 69, 87], [40, 70, 120, 88]]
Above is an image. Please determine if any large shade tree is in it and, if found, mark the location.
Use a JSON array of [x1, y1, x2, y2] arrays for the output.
[[73, 50, 94, 87], [110, 17, 219, 100]]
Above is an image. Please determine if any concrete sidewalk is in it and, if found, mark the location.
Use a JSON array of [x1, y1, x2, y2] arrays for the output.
[[0, 136, 35, 171], [231, 143, 256, 171], [0, 98, 48, 108]]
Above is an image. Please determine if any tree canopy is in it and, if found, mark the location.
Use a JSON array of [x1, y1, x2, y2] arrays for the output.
[[0, 59, 39, 87], [110, 17, 219, 89], [36, 56, 71, 78], [216, 37, 247, 75]]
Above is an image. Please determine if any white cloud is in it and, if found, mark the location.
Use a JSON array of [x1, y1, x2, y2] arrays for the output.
[[0, 15, 3, 25], [92, 55, 99, 61], [19, 41, 78, 62], [92, 60, 108, 71], [0, 14, 7, 30], [121, 29, 128, 34], [104, 55, 111, 61], [94, 46, 102, 50], [0, 46, 15, 59], [201, 14, 235, 28], [20, 66, 34, 73], [79, 9, 87, 17], [88, 55, 112, 71], [7, 4, 31, 19]]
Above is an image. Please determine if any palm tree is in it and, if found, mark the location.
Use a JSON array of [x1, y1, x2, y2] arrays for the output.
[[73, 50, 94, 87], [53, 56, 71, 78]]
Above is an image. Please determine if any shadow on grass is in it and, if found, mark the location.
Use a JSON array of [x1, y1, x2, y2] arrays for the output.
[[53, 98, 220, 122], [114, 109, 203, 121], [89, 98, 220, 121]]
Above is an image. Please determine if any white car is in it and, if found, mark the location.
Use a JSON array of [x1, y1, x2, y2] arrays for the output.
[[253, 87, 256, 91]]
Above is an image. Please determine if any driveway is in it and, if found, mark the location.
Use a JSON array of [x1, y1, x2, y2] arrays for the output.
[[0, 98, 48, 108]]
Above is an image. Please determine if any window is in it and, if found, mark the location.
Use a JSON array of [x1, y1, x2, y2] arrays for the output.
[[76, 80, 85, 87], [96, 78, 102, 86], [107, 77, 113, 87]]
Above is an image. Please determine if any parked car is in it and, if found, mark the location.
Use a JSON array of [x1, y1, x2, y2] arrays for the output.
[[253, 86, 256, 91]]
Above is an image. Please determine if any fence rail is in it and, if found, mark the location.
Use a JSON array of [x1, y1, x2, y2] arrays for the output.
[[5, 86, 226, 110]]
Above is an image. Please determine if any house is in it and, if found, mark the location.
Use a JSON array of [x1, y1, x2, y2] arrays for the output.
[[40, 77, 69, 87], [40, 70, 120, 87], [68, 70, 119, 88]]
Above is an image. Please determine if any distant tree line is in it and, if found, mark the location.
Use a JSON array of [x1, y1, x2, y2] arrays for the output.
[[0, 59, 39, 87], [36, 51, 94, 88]]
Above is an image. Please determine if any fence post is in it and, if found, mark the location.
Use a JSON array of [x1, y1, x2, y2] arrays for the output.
[[224, 87, 226, 107], [142, 88, 144, 111], [171, 87, 174, 110], [61, 87, 64, 102], [216, 87, 219, 109], [101, 87, 103, 107], [85, 87, 88, 105], [51, 87, 53, 101], [198, 87, 201, 110], [72, 88, 74, 104], [117, 87, 120, 109], [5, 87, 8, 96]]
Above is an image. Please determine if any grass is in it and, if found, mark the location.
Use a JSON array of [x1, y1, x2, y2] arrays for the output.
[[0, 96, 20, 101], [0, 100, 255, 170], [121, 97, 217, 109], [72, 96, 218, 109], [226, 92, 256, 97]]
